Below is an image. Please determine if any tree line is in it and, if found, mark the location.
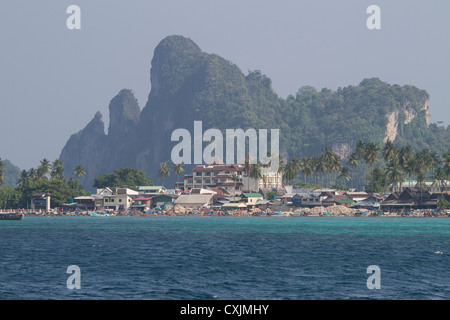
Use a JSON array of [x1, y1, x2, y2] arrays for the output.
[[281, 140, 450, 193], [0, 158, 90, 209]]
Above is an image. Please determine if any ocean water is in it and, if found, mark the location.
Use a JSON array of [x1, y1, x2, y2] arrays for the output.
[[0, 216, 449, 300]]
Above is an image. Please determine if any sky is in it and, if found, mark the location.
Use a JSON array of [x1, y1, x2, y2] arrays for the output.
[[0, 0, 449, 170]]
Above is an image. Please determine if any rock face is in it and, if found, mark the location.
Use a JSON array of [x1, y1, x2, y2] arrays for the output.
[[59, 35, 435, 190], [60, 90, 141, 190], [383, 99, 430, 143]]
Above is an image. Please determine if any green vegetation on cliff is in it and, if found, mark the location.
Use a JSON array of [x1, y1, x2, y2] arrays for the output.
[[60, 35, 450, 189]]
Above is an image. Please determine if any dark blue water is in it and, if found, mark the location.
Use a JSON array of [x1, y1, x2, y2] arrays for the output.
[[1, 216, 449, 300]]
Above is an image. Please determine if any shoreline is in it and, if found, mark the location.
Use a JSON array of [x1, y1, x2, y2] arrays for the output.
[[9, 212, 448, 218], [3, 205, 447, 218]]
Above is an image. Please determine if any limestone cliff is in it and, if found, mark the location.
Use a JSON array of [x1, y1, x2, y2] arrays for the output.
[[59, 35, 440, 190], [384, 98, 430, 143], [60, 90, 142, 190]]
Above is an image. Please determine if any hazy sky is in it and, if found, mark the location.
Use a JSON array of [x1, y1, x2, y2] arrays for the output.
[[1, 1, 449, 170]]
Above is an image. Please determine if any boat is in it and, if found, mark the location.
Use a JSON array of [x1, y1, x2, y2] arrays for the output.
[[89, 212, 113, 217], [271, 212, 290, 217], [138, 210, 156, 216], [0, 212, 24, 220]]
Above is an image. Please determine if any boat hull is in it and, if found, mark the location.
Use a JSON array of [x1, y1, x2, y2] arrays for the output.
[[89, 212, 113, 217], [0, 213, 24, 220]]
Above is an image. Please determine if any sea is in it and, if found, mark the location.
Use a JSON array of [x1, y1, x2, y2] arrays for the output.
[[0, 216, 449, 301]]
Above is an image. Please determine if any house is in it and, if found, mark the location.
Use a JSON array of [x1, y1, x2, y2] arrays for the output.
[[31, 193, 51, 211], [351, 195, 383, 210], [345, 192, 371, 203], [221, 202, 247, 211], [240, 193, 264, 209], [380, 187, 450, 210], [255, 199, 270, 210], [175, 194, 214, 211], [96, 187, 113, 195], [138, 186, 167, 195], [259, 187, 287, 200], [73, 196, 96, 211], [322, 193, 354, 207], [130, 197, 152, 212], [152, 194, 177, 209], [298, 192, 328, 208], [183, 164, 282, 193], [101, 188, 139, 212], [189, 188, 217, 195]]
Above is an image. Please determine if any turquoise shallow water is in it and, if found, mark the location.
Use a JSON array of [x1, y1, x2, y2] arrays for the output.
[[0, 216, 449, 300]]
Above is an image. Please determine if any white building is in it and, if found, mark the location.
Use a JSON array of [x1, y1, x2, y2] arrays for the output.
[[183, 164, 282, 193]]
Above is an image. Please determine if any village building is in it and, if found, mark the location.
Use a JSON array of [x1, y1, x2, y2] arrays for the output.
[[380, 187, 450, 211], [351, 194, 385, 210], [182, 164, 282, 193], [138, 186, 167, 195], [298, 192, 328, 208], [130, 197, 152, 212], [174, 194, 214, 211], [30, 193, 51, 211], [73, 196, 96, 211], [151, 194, 177, 210], [240, 193, 264, 210], [322, 193, 354, 207]]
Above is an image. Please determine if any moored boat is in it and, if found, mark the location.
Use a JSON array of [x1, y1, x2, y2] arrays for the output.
[[0, 212, 24, 220], [89, 212, 113, 217]]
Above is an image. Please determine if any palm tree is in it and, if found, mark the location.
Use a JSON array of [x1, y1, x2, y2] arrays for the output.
[[286, 157, 300, 185], [337, 166, 351, 188], [442, 151, 450, 179], [382, 140, 399, 163], [16, 170, 29, 188], [310, 155, 319, 185], [412, 151, 428, 185], [74, 165, 86, 180], [158, 162, 170, 187], [230, 173, 240, 200], [174, 162, 185, 183], [348, 152, 359, 189], [37, 158, 51, 180], [28, 168, 37, 181], [51, 159, 65, 180], [431, 166, 447, 193], [385, 159, 405, 193], [402, 158, 416, 188], [300, 157, 313, 184], [355, 141, 366, 186], [415, 172, 427, 189], [399, 145, 414, 186], [419, 148, 435, 180], [364, 142, 381, 185], [399, 145, 414, 167], [317, 154, 327, 187], [277, 156, 285, 188], [249, 162, 262, 190], [321, 147, 335, 187], [0, 158, 5, 186], [330, 152, 342, 186], [244, 157, 251, 191]]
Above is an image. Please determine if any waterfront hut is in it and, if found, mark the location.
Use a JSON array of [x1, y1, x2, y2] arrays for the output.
[[240, 193, 264, 209], [174, 194, 213, 211]]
